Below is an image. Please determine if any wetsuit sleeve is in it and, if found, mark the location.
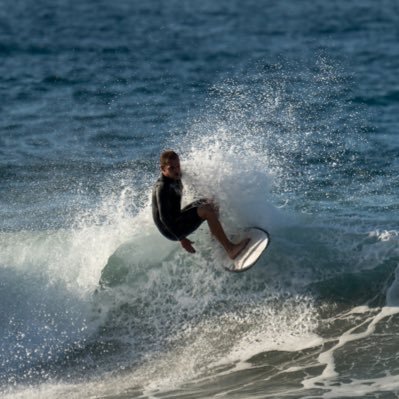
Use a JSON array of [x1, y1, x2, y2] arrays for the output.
[[155, 183, 183, 240]]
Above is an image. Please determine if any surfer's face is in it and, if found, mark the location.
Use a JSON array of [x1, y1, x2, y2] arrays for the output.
[[162, 158, 181, 180]]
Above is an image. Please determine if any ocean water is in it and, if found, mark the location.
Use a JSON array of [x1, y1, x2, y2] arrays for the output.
[[1, 0, 399, 398]]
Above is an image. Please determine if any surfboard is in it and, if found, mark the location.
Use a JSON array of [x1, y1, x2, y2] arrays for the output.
[[225, 227, 270, 273]]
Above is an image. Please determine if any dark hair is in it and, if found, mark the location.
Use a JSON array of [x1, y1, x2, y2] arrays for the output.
[[160, 150, 179, 167]]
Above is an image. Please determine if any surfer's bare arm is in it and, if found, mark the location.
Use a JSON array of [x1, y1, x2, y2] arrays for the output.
[[180, 238, 195, 254]]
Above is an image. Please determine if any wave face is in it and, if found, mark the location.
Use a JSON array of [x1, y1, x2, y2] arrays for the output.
[[1, 0, 399, 398]]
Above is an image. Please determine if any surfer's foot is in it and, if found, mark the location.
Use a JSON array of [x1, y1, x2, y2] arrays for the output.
[[228, 238, 250, 260]]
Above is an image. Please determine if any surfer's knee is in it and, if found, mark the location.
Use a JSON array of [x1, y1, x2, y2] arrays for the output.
[[197, 204, 217, 221]]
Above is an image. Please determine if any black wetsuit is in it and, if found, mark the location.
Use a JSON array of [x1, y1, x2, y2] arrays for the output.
[[152, 174, 204, 241]]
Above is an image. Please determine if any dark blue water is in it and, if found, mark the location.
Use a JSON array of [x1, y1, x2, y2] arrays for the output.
[[1, 1, 399, 398]]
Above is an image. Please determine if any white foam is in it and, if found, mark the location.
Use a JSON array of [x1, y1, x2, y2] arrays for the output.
[[226, 333, 324, 372], [183, 295, 320, 377], [0, 185, 163, 394], [317, 375, 399, 399], [369, 229, 399, 242], [302, 306, 399, 390]]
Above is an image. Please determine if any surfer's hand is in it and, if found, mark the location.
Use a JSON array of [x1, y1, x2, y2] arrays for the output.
[[180, 238, 196, 254]]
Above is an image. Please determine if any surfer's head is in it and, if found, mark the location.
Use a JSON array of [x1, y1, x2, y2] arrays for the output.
[[160, 150, 181, 180]]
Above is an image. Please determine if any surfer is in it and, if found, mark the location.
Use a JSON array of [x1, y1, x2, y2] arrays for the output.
[[152, 150, 249, 259]]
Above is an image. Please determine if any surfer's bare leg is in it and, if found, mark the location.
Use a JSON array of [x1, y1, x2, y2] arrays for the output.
[[197, 204, 249, 259]]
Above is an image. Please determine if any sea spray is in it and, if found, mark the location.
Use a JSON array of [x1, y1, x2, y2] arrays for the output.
[[172, 58, 368, 213], [0, 181, 149, 388]]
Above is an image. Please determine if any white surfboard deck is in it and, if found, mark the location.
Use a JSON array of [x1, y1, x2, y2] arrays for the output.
[[225, 227, 270, 272]]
